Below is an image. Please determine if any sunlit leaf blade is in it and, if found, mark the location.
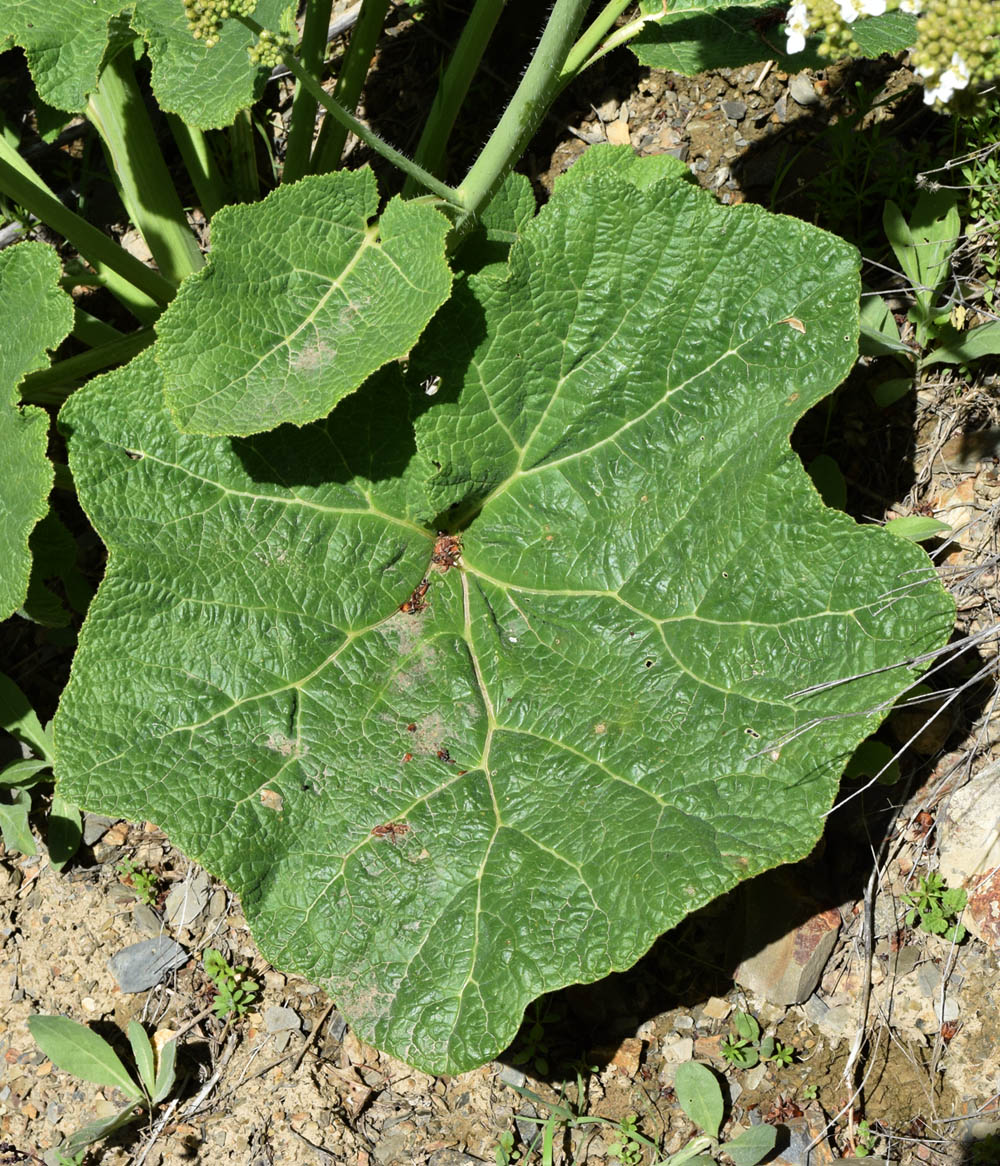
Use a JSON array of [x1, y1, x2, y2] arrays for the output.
[[155, 170, 453, 436], [0, 243, 73, 620], [28, 1016, 142, 1097], [134, 0, 294, 130], [0, 0, 124, 111], [56, 160, 952, 1073]]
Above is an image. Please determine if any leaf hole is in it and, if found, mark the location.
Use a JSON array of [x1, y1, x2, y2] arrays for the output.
[[124, 449, 143, 460], [644, 659, 654, 668], [745, 727, 761, 739]]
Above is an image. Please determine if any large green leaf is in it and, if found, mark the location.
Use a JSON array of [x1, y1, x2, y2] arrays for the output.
[[55, 160, 952, 1073], [0, 243, 73, 620], [632, 0, 917, 73], [0, 0, 290, 125], [154, 170, 453, 435], [134, 0, 294, 130]]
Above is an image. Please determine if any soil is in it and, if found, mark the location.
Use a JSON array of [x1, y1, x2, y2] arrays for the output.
[[3, 5, 1000, 1165]]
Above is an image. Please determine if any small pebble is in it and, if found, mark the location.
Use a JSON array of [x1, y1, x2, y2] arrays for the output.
[[721, 99, 747, 121], [789, 72, 819, 107], [109, 936, 187, 993]]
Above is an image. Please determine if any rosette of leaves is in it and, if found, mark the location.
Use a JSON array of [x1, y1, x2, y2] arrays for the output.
[[55, 156, 953, 1073]]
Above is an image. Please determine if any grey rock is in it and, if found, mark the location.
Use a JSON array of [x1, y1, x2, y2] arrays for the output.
[[789, 72, 820, 106], [801, 993, 829, 1024], [264, 1005, 301, 1034], [933, 996, 960, 1023], [894, 945, 921, 978], [774, 94, 789, 123], [82, 813, 117, 845], [721, 99, 747, 121], [374, 1134, 412, 1165], [328, 1011, 348, 1041], [109, 936, 187, 993], [271, 1030, 292, 1053], [429, 1152, 483, 1166], [664, 145, 689, 162], [132, 903, 162, 937], [164, 868, 211, 928], [499, 1064, 527, 1089], [207, 888, 228, 919], [917, 962, 942, 997]]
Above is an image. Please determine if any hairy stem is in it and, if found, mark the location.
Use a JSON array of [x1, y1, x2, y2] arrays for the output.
[[310, 0, 391, 175], [455, 0, 590, 230], [401, 0, 507, 199], [282, 0, 335, 184], [237, 11, 459, 205], [229, 109, 260, 202]]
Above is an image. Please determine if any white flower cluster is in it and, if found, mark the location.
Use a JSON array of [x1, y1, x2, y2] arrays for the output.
[[781, 0, 998, 112]]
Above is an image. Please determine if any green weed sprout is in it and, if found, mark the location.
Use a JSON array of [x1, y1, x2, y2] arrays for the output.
[[721, 1012, 796, 1070], [854, 1118, 879, 1157], [117, 857, 160, 906], [28, 1015, 177, 1160], [0, 671, 81, 867], [902, 873, 968, 942], [203, 947, 260, 1018]]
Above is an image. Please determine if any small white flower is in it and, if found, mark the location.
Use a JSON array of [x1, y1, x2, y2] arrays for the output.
[[918, 52, 971, 106], [838, 0, 885, 22], [899, 0, 922, 12], [785, 1, 811, 54]]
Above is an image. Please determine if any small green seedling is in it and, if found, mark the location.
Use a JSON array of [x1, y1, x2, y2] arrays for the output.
[[203, 946, 260, 1018], [902, 873, 967, 943], [117, 857, 160, 906], [0, 671, 81, 867], [494, 1129, 525, 1166], [28, 1014, 177, 1160], [721, 1012, 795, 1070], [509, 997, 564, 1077], [861, 191, 1000, 389], [609, 1113, 644, 1166], [853, 1118, 879, 1157], [801, 1083, 819, 1101]]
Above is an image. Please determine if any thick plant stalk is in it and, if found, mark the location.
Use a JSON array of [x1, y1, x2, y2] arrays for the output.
[[237, 11, 459, 204], [455, 0, 590, 229], [401, 0, 507, 200], [228, 109, 260, 202], [87, 51, 203, 285], [166, 115, 227, 219], [0, 138, 171, 321], [282, 0, 335, 184], [308, 0, 390, 176], [19, 329, 154, 406]]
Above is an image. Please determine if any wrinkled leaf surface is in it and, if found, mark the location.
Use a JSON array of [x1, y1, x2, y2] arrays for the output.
[[0, 243, 73, 619], [56, 162, 952, 1072]]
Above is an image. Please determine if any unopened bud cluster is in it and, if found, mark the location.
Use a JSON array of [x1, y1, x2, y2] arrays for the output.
[[182, 0, 256, 48], [247, 27, 287, 67], [783, 0, 999, 110]]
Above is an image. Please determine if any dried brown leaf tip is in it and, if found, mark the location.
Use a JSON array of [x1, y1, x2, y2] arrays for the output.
[[431, 532, 462, 569]]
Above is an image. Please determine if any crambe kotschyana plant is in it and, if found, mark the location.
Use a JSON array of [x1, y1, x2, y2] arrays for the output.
[[1, 0, 958, 1072]]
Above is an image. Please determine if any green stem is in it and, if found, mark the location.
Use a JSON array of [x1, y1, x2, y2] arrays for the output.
[[455, 0, 590, 228], [72, 307, 123, 348], [562, 0, 634, 78], [237, 11, 460, 205], [87, 51, 203, 285], [19, 328, 155, 406], [167, 114, 227, 218], [0, 138, 170, 321], [310, 0, 391, 175], [282, 0, 335, 183], [401, 0, 506, 200], [229, 109, 260, 201]]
